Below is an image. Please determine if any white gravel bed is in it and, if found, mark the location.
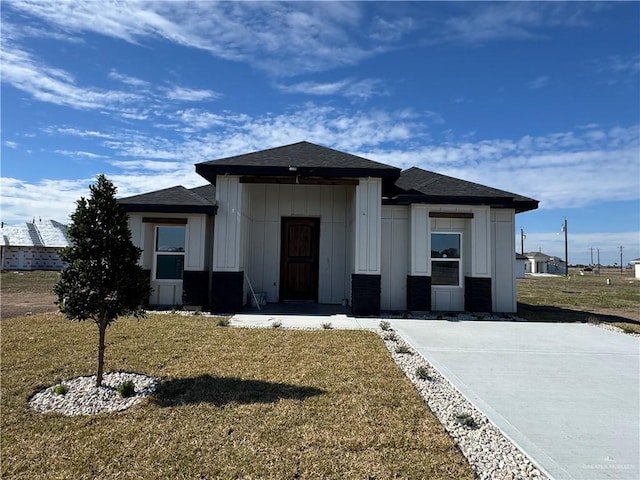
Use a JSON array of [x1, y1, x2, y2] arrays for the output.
[[592, 321, 640, 337], [380, 329, 549, 480], [28, 372, 158, 416]]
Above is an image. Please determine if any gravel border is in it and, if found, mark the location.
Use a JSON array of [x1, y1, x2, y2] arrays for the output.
[[379, 328, 549, 480], [28, 372, 158, 416]]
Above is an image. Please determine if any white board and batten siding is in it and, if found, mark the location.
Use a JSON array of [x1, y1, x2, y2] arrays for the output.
[[128, 212, 209, 306], [245, 182, 355, 304], [354, 178, 382, 275], [381, 206, 409, 310], [491, 209, 517, 312]]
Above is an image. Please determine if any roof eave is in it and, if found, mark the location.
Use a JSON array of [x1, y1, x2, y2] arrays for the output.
[[386, 194, 539, 213], [196, 164, 400, 184], [120, 204, 218, 215]]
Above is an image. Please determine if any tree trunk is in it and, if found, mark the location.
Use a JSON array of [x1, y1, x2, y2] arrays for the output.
[[96, 319, 107, 387]]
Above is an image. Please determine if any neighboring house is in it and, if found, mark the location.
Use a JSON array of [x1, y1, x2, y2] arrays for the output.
[[0, 219, 70, 270], [119, 141, 538, 314], [515, 253, 527, 279], [630, 258, 640, 279], [524, 251, 567, 275]]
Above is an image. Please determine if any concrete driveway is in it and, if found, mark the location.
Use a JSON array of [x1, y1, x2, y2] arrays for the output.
[[391, 320, 639, 480]]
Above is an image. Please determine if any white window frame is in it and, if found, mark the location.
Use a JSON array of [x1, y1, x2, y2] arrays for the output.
[[431, 232, 462, 287], [153, 225, 186, 281]]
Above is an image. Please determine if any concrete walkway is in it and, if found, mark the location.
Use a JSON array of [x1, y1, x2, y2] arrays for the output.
[[391, 320, 640, 480]]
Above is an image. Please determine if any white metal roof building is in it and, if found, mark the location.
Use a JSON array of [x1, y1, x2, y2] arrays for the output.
[[0, 220, 70, 270]]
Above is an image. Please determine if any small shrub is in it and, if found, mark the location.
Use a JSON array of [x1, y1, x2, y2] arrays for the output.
[[321, 322, 333, 330], [415, 366, 430, 381], [379, 320, 392, 331], [454, 412, 478, 429], [383, 332, 399, 342], [436, 313, 444, 320], [116, 380, 136, 398], [216, 317, 231, 327], [394, 344, 413, 355], [52, 384, 69, 395], [271, 319, 282, 329]]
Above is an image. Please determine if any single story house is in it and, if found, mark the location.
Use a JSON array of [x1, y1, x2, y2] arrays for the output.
[[524, 251, 567, 275], [630, 258, 640, 279], [0, 219, 70, 270], [118, 141, 538, 315], [515, 253, 527, 279]]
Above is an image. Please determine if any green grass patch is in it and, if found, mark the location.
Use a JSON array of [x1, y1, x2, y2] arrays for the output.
[[2, 313, 473, 479]]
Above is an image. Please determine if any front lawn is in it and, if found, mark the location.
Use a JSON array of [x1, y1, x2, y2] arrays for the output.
[[1, 313, 473, 479]]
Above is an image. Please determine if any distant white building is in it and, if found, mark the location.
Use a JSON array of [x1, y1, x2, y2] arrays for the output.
[[0, 220, 70, 270], [515, 253, 527, 279], [630, 258, 640, 279], [524, 251, 567, 275]]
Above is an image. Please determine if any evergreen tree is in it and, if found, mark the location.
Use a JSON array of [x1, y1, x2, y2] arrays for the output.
[[55, 175, 150, 387]]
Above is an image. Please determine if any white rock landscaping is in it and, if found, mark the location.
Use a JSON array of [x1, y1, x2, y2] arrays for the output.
[[381, 329, 548, 480], [28, 372, 158, 416]]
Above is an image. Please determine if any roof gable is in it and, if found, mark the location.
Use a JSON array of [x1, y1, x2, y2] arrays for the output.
[[195, 141, 401, 183], [393, 167, 538, 213]]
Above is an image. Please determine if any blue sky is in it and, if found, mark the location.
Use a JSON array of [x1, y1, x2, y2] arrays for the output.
[[1, 1, 638, 266]]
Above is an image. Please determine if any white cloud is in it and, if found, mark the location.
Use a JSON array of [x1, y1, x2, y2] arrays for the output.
[[0, 164, 204, 224], [1, 44, 141, 110], [4, 140, 18, 149], [440, 2, 593, 45], [527, 75, 550, 89], [5, 1, 413, 76], [608, 54, 640, 76], [54, 150, 107, 159], [164, 86, 221, 102], [360, 124, 640, 209], [277, 78, 387, 100], [108, 70, 150, 87]]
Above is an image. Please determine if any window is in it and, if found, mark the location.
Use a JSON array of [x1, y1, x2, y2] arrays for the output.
[[155, 226, 185, 280], [431, 233, 461, 286]]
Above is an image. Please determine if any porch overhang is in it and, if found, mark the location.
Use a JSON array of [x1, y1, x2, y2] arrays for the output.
[[120, 204, 218, 215], [195, 164, 399, 185], [384, 193, 539, 213]]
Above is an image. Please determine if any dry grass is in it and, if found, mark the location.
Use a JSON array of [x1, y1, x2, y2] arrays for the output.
[[1, 313, 473, 480], [518, 268, 640, 334]]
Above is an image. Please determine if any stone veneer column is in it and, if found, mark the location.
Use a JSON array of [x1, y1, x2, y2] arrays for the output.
[[464, 277, 492, 312], [351, 274, 381, 316], [406, 275, 431, 311]]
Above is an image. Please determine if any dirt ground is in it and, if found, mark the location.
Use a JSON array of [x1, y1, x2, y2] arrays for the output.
[[1, 271, 60, 320]]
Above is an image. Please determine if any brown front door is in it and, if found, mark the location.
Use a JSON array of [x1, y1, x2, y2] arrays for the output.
[[280, 217, 320, 302]]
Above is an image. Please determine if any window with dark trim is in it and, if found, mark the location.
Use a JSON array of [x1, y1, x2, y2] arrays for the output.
[[155, 225, 185, 280], [431, 233, 461, 286]]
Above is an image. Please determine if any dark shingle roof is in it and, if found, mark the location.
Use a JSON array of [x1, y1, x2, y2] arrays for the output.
[[393, 167, 538, 213], [118, 185, 217, 214], [195, 141, 401, 183]]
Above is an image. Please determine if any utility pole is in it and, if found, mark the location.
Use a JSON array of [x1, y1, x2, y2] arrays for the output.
[[597, 248, 600, 273], [520, 228, 526, 255], [619, 246, 624, 274], [590, 247, 594, 266], [563, 218, 568, 276]]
